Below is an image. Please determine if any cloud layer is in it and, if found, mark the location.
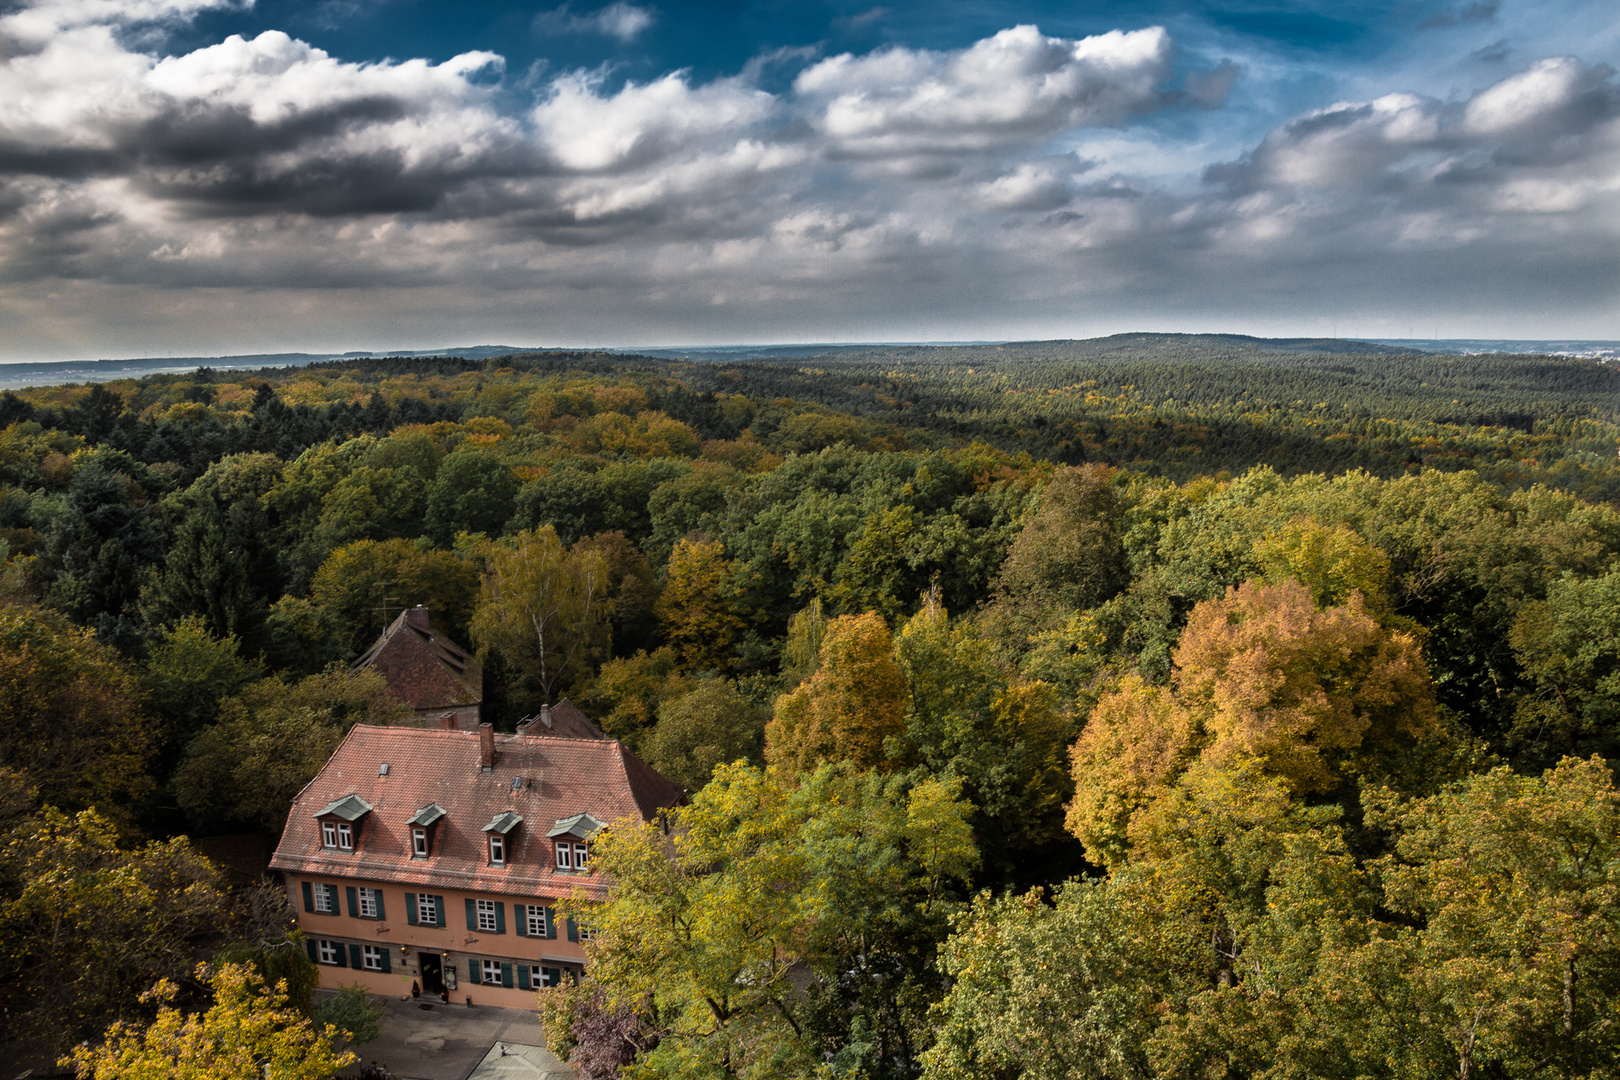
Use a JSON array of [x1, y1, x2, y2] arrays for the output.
[[0, 0, 1615, 354]]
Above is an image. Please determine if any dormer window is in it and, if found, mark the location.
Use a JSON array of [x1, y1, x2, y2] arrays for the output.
[[483, 811, 522, 868], [405, 803, 446, 860], [313, 794, 372, 853], [555, 841, 572, 872], [547, 812, 605, 874]]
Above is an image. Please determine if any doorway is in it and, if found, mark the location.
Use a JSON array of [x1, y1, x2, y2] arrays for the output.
[[418, 952, 444, 995]]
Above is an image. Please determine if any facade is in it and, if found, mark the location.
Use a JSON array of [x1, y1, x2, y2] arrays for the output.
[[269, 722, 685, 1007], [354, 607, 484, 729]]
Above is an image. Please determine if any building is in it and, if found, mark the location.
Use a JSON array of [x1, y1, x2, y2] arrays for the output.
[[268, 721, 685, 1007], [354, 607, 484, 729]]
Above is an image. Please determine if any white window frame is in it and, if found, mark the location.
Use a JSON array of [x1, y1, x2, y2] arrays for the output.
[[576, 919, 598, 941], [416, 893, 438, 926], [312, 883, 333, 914], [480, 958, 503, 985], [526, 906, 548, 938], [476, 899, 498, 932], [335, 822, 353, 850], [529, 966, 555, 989], [358, 887, 378, 919], [555, 840, 572, 871], [321, 821, 338, 848], [573, 842, 589, 871], [489, 834, 505, 866], [318, 940, 339, 964], [361, 945, 383, 971], [412, 827, 428, 858]]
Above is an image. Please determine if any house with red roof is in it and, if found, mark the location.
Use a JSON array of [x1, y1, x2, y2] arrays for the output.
[[269, 721, 685, 1007], [354, 607, 484, 729]]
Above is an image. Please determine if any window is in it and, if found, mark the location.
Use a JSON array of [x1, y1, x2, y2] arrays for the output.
[[312, 883, 333, 914], [476, 899, 498, 932], [318, 940, 339, 964], [489, 834, 505, 866], [576, 920, 598, 941], [529, 966, 560, 989], [358, 887, 378, 919], [573, 842, 589, 871], [481, 959, 503, 985], [320, 822, 353, 850], [416, 893, 438, 926], [412, 828, 428, 858], [526, 906, 548, 938], [322, 821, 337, 848], [555, 840, 572, 871], [361, 945, 384, 971]]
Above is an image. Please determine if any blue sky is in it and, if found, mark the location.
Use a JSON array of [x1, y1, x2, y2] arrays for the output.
[[0, 0, 1615, 357]]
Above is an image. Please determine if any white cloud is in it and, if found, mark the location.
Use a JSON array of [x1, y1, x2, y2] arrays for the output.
[[534, 71, 773, 172], [533, 2, 655, 44]]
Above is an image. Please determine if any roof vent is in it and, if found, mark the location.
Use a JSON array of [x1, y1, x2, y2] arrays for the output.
[[379, 763, 390, 776], [511, 776, 524, 792]]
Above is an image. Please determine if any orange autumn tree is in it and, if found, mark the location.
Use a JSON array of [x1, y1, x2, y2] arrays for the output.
[[766, 612, 909, 773], [1068, 578, 1437, 866], [654, 537, 743, 671]]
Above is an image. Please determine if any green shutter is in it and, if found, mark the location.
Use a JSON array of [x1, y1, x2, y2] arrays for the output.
[[406, 892, 418, 925], [495, 903, 506, 935], [566, 918, 578, 943], [346, 887, 358, 918], [380, 948, 391, 974], [326, 884, 340, 914], [302, 882, 314, 912], [435, 896, 446, 928], [305, 937, 318, 962], [468, 959, 479, 984], [517, 963, 530, 988], [465, 898, 477, 931], [545, 907, 557, 939], [501, 962, 513, 989], [544, 966, 561, 987], [334, 941, 347, 968], [514, 904, 527, 938], [375, 891, 386, 921], [348, 944, 362, 969]]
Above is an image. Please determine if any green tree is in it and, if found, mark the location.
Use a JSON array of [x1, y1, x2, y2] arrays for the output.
[[172, 667, 410, 833], [0, 601, 153, 823], [140, 616, 263, 774], [423, 449, 519, 546], [574, 646, 693, 751], [309, 537, 479, 656], [311, 984, 385, 1050], [469, 527, 609, 706], [0, 807, 225, 1054], [64, 962, 355, 1080], [1509, 568, 1620, 767], [641, 679, 769, 792]]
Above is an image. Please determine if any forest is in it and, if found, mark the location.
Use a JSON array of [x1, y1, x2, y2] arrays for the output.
[[0, 335, 1617, 1079]]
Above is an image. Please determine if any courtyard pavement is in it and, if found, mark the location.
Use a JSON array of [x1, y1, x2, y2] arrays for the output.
[[334, 992, 573, 1080]]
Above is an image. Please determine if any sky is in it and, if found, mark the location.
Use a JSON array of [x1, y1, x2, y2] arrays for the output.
[[0, 0, 1616, 358]]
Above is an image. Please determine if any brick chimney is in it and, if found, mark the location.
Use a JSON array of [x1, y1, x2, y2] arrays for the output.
[[405, 606, 431, 630], [439, 713, 458, 731], [479, 722, 495, 772]]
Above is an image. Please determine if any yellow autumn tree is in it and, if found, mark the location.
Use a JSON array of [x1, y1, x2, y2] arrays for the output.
[[654, 537, 743, 670], [766, 612, 909, 774], [65, 962, 355, 1080]]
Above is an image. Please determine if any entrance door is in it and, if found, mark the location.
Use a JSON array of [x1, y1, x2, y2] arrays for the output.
[[418, 952, 444, 995]]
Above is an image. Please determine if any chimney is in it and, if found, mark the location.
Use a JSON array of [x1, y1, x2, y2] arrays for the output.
[[440, 714, 458, 731], [540, 704, 552, 729], [478, 722, 495, 771], [406, 606, 431, 631]]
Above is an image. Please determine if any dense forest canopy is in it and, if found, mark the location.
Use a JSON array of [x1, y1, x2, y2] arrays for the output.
[[1, 335, 1618, 1078]]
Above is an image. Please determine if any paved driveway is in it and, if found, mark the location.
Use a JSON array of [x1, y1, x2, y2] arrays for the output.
[[338, 993, 572, 1080]]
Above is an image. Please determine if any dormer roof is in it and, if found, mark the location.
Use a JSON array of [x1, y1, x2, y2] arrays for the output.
[[405, 803, 446, 827], [547, 812, 607, 839], [313, 794, 373, 821], [484, 811, 524, 835]]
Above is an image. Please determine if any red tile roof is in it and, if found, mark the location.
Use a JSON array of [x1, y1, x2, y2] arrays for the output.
[[269, 725, 686, 899], [519, 698, 608, 740], [354, 607, 481, 713]]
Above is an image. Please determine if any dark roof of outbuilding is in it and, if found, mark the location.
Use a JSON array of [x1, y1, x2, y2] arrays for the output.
[[353, 607, 481, 712], [269, 725, 686, 898], [520, 699, 609, 741]]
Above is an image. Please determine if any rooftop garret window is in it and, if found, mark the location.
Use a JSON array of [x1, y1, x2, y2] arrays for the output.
[[483, 811, 523, 867], [314, 794, 373, 851], [547, 812, 606, 874], [405, 803, 446, 859]]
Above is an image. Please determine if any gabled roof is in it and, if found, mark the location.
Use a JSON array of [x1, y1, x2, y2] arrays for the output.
[[484, 811, 524, 835], [353, 607, 481, 712], [520, 698, 609, 741], [270, 725, 686, 898], [314, 794, 373, 821], [405, 803, 446, 827]]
